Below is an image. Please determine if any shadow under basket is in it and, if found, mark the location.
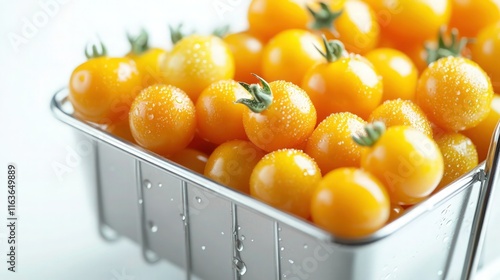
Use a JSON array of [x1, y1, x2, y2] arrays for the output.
[[51, 88, 500, 280]]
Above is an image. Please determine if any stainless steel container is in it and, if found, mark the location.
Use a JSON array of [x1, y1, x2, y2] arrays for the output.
[[51, 88, 500, 280]]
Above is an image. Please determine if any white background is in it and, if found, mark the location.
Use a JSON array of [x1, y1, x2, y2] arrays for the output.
[[1, 0, 500, 279], [0, 0, 249, 279]]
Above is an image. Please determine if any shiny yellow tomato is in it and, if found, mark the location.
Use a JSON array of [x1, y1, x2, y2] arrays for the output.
[[247, 0, 346, 42], [250, 149, 322, 219], [311, 167, 390, 238], [356, 123, 444, 205], [415, 56, 494, 132], [311, 0, 379, 54], [301, 39, 382, 121], [471, 23, 500, 93], [364, 48, 418, 101], [195, 80, 250, 145], [305, 112, 366, 175], [69, 51, 142, 124], [129, 84, 196, 156], [105, 117, 135, 143], [368, 99, 433, 138], [463, 94, 500, 162], [449, 0, 500, 38], [204, 140, 265, 194], [238, 77, 317, 152], [160, 34, 234, 102], [261, 29, 324, 86], [126, 29, 168, 88], [434, 132, 478, 191], [169, 149, 208, 174], [223, 32, 264, 84], [364, 0, 451, 47]]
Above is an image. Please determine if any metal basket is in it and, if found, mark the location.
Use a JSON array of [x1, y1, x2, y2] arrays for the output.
[[51, 88, 500, 280]]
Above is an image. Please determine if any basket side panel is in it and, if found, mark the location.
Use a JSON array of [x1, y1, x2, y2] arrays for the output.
[[187, 183, 234, 280], [97, 142, 140, 242], [140, 162, 187, 271]]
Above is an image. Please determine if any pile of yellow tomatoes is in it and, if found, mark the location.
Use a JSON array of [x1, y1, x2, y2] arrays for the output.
[[68, 0, 500, 238]]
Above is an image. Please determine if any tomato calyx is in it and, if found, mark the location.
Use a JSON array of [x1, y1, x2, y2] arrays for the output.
[[84, 40, 107, 59], [425, 27, 471, 65], [127, 28, 150, 55], [212, 25, 230, 38], [352, 121, 386, 147], [307, 2, 343, 36], [315, 35, 346, 63], [236, 74, 273, 113], [169, 24, 191, 45]]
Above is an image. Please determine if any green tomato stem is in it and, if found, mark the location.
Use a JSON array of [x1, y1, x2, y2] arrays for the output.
[[352, 121, 386, 147], [236, 74, 273, 113], [127, 28, 150, 55], [315, 35, 346, 63], [84, 39, 107, 59], [425, 27, 472, 65], [307, 2, 343, 36]]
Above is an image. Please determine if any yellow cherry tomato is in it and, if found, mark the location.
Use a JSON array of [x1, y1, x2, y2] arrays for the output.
[[311, 167, 390, 238], [305, 112, 366, 175], [126, 29, 168, 88], [129, 84, 196, 156], [204, 140, 265, 194], [301, 39, 382, 121], [105, 117, 135, 143], [433, 132, 478, 191], [69, 47, 142, 124], [472, 23, 500, 94], [449, 0, 500, 38], [195, 80, 250, 145], [223, 32, 264, 84], [364, 48, 418, 101], [356, 123, 444, 205], [462, 94, 500, 162], [169, 149, 208, 174], [364, 0, 451, 47], [238, 77, 317, 152], [160, 34, 234, 102], [368, 99, 433, 138], [261, 29, 324, 86], [416, 56, 494, 132], [250, 149, 322, 219]]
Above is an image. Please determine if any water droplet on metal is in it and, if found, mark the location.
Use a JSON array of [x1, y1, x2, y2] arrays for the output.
[[180, 214, 186, 221], [280, 247, 285, 251], [149, 221, 158, 233], [233, 257, 247, 275], [240, 235, 246, 241], [138, 199, 143, 204], [170, 198, 174, 202], [236, 239, 244, 252], [158, 183, 163, 188], [288, 259, 294, 264], [195, 196, 202, 203], [437, 270, 443, 276], [251, 239, 254, 242], [144, 180, 152, 189], [303, 244, 308, 249], [278, 227, 282, 231], [201, 246, 206, 250], [221, 231, 224, 235], [238, 226, 242, 230]]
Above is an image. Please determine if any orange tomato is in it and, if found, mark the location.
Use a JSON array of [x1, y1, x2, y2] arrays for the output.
[[368, 99, 433, 138], [388, 204, 404, 222], [305, 112, 366, 175], [415, 56, 494, 132], [169, 149, 208, 174], [364, 48, 418, 101], [195, 80, 250, 145], [449, 0, 500, 38], [69, 44, 142, 124], [463, 95, 500, 162], [261, 29, 324, 86], [301, 38, 382, 121], [471, 23, 500, 93], [250, 149, 322, 219], [129, 84, 196, 156], [310, 0, 380, 54], [238, 76, 317, 152], [364, 0, 451, 48], [105, 117, 135, 143], [434, 132, 478, 191], [204, 140, 265, 194], [223, 32, 264, 84], [355, 123, 444, 205], [160, 34, 234, 102], [311, 167, 390, 238]]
